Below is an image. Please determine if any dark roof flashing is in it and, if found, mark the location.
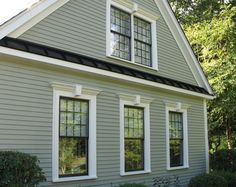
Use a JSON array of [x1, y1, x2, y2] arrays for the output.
[[0, 37, 211, 96]]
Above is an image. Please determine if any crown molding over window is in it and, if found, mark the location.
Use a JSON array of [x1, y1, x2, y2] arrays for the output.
[[163, 100, 191, 111], [118, 93, 153, 105], [50, 82, 102, 96]]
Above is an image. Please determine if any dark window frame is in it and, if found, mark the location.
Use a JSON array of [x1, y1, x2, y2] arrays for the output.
[[124, 105, 145, 172], [58, 96, 89, 178], [169, 111, 184, 168], [110, 6, 131, 61], [134, 16, 152, 67]]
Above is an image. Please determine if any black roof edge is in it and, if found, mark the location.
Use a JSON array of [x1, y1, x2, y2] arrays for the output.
[[0, 37, 212, 96]]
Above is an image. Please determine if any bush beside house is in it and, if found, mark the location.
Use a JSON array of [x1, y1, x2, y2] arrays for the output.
[[0, 151, 46, 187]]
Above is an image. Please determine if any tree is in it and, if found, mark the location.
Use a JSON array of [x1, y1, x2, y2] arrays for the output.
[[169, 1, 236, 150]]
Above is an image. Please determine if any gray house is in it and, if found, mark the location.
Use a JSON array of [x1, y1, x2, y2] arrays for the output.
[[0, 0, 214, 186]]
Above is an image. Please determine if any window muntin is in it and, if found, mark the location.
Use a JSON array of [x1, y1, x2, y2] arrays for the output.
[[110, 6, 131, 60], [124, 106, 144, 172], [169, 111, 184, 167], [134, 17, 152, 66], [59, 97, 89, 177], [110, 6, 154, 67]]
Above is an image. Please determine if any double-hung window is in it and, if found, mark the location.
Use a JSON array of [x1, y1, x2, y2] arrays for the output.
[[166, 104, 189, 170], [119, 94, 151, 176], [107, 2, 158, 69], [124, 106, 144, 172], [59, 97, 89, 177], [52, 82, 99, 182]]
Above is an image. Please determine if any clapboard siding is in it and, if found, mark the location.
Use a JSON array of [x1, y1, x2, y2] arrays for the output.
[[19, 0, 198, 86], [0, 58, 206, 187]]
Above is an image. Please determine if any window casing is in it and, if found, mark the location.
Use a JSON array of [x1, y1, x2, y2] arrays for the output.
[[52, 82, 99, 182], [119, 94, 151, 176], [166, 105, 189, 170], [107, 1, 158, 70]]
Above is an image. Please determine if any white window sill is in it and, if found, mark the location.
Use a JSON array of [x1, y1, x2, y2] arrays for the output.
[[167, 165, 189, 171], [107, 55, 158, 71], [52, 175, 97, 183], [121, 170, 151, 176]]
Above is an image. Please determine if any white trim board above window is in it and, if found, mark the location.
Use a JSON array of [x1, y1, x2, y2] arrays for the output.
[[119, 93, 152, 176], [106, 0, 158, 70], [165, 101, 189, 170], [51, 82, 101, 182]]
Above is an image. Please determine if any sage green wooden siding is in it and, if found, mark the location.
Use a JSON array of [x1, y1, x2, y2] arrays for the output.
[[18, 0, 198, 86], [0, 58, 206, 187]]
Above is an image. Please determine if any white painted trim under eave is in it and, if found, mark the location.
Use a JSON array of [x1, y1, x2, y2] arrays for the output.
[[0, 46, 215, 100], [203, 99, 210, 173], [153, 0, 213, 95], [0, 0, 69, 39]]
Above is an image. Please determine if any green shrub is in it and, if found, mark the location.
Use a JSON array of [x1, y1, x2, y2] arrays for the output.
[[188, 173, 227, 187], [211, 171, 236, 187], [119, 183, 147, 187], [0, 151, 46, 187], [210, 149, 236, 172]]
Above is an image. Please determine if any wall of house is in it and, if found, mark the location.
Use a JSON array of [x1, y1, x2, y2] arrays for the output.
[[0, 57, 207, 187], [18, 0, 198, 87]]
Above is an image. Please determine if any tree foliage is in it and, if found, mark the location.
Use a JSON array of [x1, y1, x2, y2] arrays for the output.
[[169, 1, 236, 150]]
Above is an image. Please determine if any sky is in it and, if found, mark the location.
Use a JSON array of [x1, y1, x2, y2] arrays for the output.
[[0, 0, 39, 25]]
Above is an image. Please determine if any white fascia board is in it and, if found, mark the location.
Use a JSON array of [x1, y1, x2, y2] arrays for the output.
[[0, 46, 215, 100], [0, 0, 69, 39], [153, 0, 213, 95]]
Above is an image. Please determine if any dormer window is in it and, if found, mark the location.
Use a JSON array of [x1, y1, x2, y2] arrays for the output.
[[106, 1, 158, 70]]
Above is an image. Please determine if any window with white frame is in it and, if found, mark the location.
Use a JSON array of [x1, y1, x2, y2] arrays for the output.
[[107, 1, 158, 69], [119, 94, 152, 176], [51, 82, 100, 182], [166, 102, 189, 170]]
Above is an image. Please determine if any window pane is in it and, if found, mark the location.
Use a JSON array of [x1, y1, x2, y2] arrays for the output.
[[59, 97, 89, 177], [111, 32, 130, 60], [59, 97, 89, 137], [124, 106, 144, 172], [124, 106, 144, 138], [169, 112, 184, 167], [134, 17, 152, 67], [170, 139, 183, 167], [111, 7, 131, 36], [135, 41, 151, 66], [110, 7, 131, 61], [59, 137, 88, 177], [134, 17, 151, 44], [125, 139, 144, 172]]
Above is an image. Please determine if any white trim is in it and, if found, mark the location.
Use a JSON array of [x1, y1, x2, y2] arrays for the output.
[[153, 0, 213, 94], [51, 82, 100, 182], [165, 102, 189, 170], [0, 46, 215, 100], [203, 99, 209, 173], [119, 94, 152, 176], [106, 0, 158, 70], [0, 0, 69, 40]]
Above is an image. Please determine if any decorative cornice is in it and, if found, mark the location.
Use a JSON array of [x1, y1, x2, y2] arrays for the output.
[[118, 93, 153, 104], [50, 82, 102, 96]]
